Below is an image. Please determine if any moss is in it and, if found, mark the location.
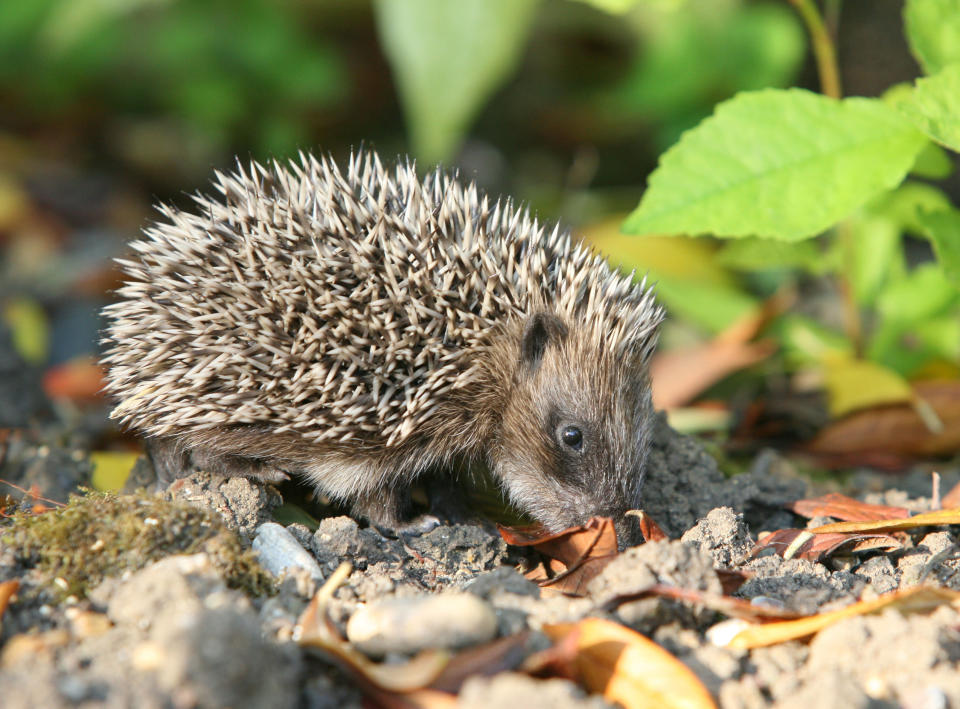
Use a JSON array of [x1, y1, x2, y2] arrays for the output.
[[1, 490, 274, 599]]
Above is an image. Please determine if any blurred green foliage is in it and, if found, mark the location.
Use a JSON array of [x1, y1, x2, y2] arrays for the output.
[[0, 0, 345, 156], [1, 0, 958, 425]]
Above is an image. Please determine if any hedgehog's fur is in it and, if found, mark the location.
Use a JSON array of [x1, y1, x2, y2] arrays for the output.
[[102, 151, 663, 541]]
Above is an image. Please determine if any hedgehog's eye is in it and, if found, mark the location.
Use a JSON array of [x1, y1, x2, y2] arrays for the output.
[[560, 425, 583, 452]]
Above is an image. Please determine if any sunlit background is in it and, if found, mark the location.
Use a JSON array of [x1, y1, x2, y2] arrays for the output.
[[1, 0, 956, 489]]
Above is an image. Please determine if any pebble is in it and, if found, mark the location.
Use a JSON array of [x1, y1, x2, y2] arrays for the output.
[[346, 592, 497, 656], [252, 523, 324, 581]]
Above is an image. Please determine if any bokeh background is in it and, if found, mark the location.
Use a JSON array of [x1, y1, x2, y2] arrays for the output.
[[1, 0, 955, 490]]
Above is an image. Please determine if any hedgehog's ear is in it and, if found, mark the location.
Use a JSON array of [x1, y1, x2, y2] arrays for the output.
[[521, 313, 567, 371]]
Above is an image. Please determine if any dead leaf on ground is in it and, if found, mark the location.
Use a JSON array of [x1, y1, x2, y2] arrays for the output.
[[538, 618, 718, 709], [499, 517, 619, 597], [602, 584, 801, 623], [626, 510, 669, 542], [428, 633, 531, 694], [0, 579, 19, 629], [43, 356, 106, 404], [943, 481, 960, 509], [722, 586, 960, 649], [297, 564, 450, 696], [716, 568, 752, 595], [787, 492, 911, 521], [803, 380, 960, 466], [753, 528, 901, 561], [809, 507, 960, 535], [650, 292, 791, 410]]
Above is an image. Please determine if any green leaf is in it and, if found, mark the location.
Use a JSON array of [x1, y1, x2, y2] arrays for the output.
[[569, 0, 640, 13], [623, 90, 927, 241], [910, 141, 954, 178], [898, 63, 960, 153], [715, 237, 825, 274], [653, 275, 757, 334], [866, 181, 952, 236], [774, 315, 851, 369], [374, 0, 540, 164], [916, 208, 960, 287], [849, 216, 902, 304], [603, 3, 803, 150], [877, 263, 959, 323], [904, 0, 960, 75]]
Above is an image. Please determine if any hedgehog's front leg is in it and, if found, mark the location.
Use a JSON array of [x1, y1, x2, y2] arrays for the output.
[[145, 437, 291, 486], [350, 485, 441, 537]]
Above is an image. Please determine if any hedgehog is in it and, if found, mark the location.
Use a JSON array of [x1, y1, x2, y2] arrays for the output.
[[101, 150, 663, 544]]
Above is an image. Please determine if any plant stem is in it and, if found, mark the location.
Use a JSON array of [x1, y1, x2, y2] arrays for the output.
[[791, 0, 860, 353], [836, 221, 863, 356], [790, 0, 842, 99]]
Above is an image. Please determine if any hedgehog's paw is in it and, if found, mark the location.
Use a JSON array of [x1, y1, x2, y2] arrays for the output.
[[352, 486, 440, 538], [383, 514, 442, 538], [188, 447, 290, 484]]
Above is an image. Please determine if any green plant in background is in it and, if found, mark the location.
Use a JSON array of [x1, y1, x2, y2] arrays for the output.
[[376, 0, 959, 423], [620, 0, 960, 418], [0, 0, 345, 157]]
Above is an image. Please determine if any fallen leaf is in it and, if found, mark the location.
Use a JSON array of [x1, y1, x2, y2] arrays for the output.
[[626, 510, 669, 542], [602, 584, 801, 623], [89, 451, 140, 492], [0, 579, 19, 629], [809, 507, 960, 534], [716, 569, 752, 596], [752, 528, 901, 561], [651, 338, 776, 410], [650, 291, 791, 409], [943, 480, 960, 508], [297, 564, 450, 694], [822, 357, 914, 418], [429, 633, 531, 693], [499, 517, 619, 596], [787, 492, 911, 521], [803, 380, 960, 465], [724, 586, 960, 649], [43, 356, 106, 404], [541, 618, 718, 709]]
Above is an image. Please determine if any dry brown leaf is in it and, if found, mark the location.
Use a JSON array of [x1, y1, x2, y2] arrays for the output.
[[753, 528, 901, 561], [651, 339, 776, 410], [602, 584, 801, 623], [724, 586, 960, 649], [803, 380, 960, 465], [628, 510, 669, 542], [650, 293, 791, 410], [429, 633, 531, 694], [809, 507, 960, 534], [716, 569, 752, 596], [787, 492, 911, 521], [297, 567, 450, 694], [942, 480, 960, 509], [541, 618, 717, 709], [499, 517, 619, 597], [42, 356, 106, 404], [0, 579, 19, 629]]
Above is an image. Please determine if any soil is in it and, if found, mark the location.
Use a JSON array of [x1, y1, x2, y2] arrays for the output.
[[3, 324, 960, 708]]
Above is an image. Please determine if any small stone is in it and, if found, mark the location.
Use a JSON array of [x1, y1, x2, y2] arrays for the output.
[[681, 507, 754, 567], [253, 522, 324, 582], [346, 592, 497, 656], [457, 672, 612, 709]]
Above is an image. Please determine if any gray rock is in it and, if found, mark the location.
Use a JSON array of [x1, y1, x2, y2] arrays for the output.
[[254, 522, 325, 581], [346, 592, 497, 656], [681, 506, 754, 567]]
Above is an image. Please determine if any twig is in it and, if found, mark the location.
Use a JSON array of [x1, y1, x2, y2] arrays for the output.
[[790, 0, 843, 99]]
